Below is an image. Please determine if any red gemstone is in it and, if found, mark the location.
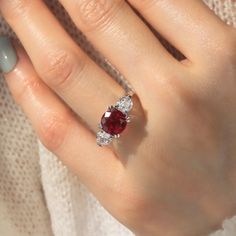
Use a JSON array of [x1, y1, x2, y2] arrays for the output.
[[101, 108, 127, 135]]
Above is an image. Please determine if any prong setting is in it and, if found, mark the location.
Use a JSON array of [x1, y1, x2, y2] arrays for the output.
[[108, 105, 114, 110]]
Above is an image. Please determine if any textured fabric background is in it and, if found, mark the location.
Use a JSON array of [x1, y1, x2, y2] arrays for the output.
[[0, 0, 236, 235]]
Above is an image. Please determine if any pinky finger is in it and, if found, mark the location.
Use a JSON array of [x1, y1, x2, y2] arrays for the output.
[[1, 37, 125, 206]]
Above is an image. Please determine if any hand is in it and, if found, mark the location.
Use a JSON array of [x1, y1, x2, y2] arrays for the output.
[[1, 1, 236, 235]]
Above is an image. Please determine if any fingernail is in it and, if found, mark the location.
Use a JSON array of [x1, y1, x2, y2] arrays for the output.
[[0, 36, 18, 74]]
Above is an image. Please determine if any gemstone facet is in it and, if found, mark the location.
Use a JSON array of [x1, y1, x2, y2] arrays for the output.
[[116, 96, 133, 114], [96, 131, 113, 146], [101, 107, 127, 135]]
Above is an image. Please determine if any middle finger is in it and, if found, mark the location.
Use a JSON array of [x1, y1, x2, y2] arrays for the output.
[[58, 0, 183, 100]]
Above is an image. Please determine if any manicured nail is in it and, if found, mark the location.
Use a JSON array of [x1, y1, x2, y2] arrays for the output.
[[0, 36, 18, 74]]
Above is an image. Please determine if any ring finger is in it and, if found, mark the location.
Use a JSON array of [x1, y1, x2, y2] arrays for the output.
[[3, 43, 124, 209]]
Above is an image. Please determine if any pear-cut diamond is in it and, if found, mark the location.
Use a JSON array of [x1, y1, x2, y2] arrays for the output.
[[96, 131, 113, 146], [116, 96, 133, 113]]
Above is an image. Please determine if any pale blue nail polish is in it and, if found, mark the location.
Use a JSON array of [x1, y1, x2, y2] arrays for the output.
[[0, 36, 17, 73]]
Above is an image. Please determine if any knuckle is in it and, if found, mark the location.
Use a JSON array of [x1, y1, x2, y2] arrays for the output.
[[40, 50, 85, 89], [38, 112, 71, 152], [77, 0, 123, 32], [117, 192, 151, 227], [110, 181, 150, 226]]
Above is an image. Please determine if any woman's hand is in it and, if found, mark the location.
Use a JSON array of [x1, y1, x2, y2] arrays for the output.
[[1, 0, 236, 235]]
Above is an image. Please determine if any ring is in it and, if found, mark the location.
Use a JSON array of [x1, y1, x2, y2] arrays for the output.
[[96, 92, 134, 146]]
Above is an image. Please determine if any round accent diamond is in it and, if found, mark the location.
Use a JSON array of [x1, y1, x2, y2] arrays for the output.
[[101, 107, 127, 135], [116, 96, 133, 113], [96, 131, 113, 146]]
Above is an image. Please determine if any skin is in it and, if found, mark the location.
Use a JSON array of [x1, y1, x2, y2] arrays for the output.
[[1, 0, 236, 235]]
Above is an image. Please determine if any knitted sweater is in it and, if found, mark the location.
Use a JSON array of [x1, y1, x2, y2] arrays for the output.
[[0, 0, 235, 235]]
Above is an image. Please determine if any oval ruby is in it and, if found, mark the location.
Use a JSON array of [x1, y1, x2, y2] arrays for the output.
[[101, 108, 127, 135]]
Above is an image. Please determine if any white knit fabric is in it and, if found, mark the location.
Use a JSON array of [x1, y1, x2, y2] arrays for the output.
[[0, 0, 235, 235]]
